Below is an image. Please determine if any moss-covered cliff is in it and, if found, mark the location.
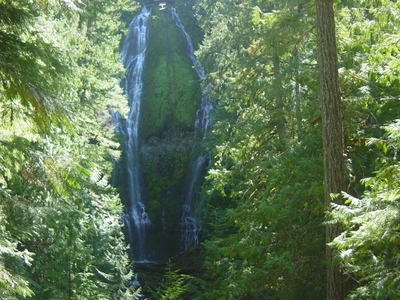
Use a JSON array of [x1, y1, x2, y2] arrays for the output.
[[113, 2, 203, 261], [141, 6, 200, 138], [138, 5, 202, 260]]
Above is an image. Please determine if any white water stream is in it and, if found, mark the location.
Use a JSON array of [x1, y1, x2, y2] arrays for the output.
[[119, 6, 151, 261], [171, 8, 213, 251]]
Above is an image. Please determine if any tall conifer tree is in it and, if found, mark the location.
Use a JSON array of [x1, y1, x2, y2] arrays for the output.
[[315, 0, 350, 298]]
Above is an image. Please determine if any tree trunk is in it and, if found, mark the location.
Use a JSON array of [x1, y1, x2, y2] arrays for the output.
[[293, 49, 303, 139], [272, 52, 286, 147], [315, 0, 350, 299]]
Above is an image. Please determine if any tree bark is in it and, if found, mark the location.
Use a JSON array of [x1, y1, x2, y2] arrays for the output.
[[315, 0, 350, 299], [272, 52, 286, 147], [293, 49, 303, 139]]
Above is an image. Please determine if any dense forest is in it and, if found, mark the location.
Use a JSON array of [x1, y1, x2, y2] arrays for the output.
[[0, 0, 140, 298], [1, 0, 400, 299]]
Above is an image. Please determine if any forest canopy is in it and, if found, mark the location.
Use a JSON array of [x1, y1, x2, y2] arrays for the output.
[[193, 0, 400, 298], [0, 0, 140, 298]]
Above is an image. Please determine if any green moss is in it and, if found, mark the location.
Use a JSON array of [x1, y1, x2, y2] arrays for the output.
[[140, 6, 200, 140], [140, 130, 193, 201]]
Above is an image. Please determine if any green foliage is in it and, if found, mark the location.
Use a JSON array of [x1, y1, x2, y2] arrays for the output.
[[201, 132, 326, 299], [329, 3, 400, 296], [148, 261, 190, 300], [331, 120, 400, 299], [0, 0, 140, 298], [194, 0, 400, 297], [0, 0, 70, 131], [337, 0, 400, 150], [0, 205, 35, 298], [194, 0, 326, 298]]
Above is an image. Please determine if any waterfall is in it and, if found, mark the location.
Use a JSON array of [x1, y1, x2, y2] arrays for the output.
[[171, 8, 213, 251], [171, 8, 213, 134], [118, 6, 151, 262], [114, 5, 211, 261]]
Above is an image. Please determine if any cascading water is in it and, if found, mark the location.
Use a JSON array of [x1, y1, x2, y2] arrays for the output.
[[118, 6, 151, 262], [171, 8, 213, 251], [114, 5, 211, 262]]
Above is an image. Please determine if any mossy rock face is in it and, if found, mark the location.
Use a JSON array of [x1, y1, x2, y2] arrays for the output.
[[141, 130, 193, 192], [140, 130, 194, 259], [140, 5, 200, 140], [135, 5, 201, 260]]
